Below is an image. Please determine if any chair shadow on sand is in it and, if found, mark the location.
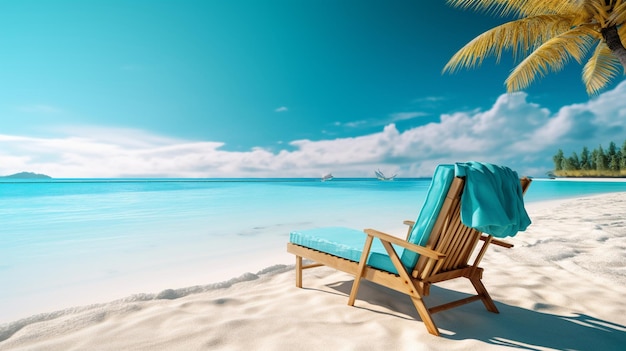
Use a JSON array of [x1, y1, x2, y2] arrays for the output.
[[325, 279, 626, 350]]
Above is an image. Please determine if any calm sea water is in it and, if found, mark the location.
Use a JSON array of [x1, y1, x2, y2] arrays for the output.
[[2, 177, 626, 323]]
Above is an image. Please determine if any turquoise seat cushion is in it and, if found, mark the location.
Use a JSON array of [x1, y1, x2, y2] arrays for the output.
[[289, 227, 401, 273], [289, 164, 457, 275]]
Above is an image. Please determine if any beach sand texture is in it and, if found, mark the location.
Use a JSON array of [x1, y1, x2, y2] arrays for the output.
[[1, 193, 625, 350]]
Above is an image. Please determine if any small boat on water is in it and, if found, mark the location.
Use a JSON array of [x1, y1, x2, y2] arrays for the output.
[[375, 169, 397, 181], [321, 173, 334, 181]]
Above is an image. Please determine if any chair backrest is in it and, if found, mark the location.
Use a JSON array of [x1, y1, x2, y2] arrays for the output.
[[413, 175, 532, 280], [399, 165, 456, 270]]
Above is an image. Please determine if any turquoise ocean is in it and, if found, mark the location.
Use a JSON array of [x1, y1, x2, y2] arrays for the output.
[[2, 177, 626, 323]]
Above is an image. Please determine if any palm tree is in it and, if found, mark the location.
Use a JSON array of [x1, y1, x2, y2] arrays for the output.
[[443, 0, 626, 95]]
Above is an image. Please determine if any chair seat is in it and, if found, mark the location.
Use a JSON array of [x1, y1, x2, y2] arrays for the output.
[[289, 227, 404, 274]]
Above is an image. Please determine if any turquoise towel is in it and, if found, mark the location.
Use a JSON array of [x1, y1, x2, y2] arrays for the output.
[[454, 161, 531, 238]]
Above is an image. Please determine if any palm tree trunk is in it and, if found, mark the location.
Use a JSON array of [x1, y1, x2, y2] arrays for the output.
[[601, 25, 626, 69]]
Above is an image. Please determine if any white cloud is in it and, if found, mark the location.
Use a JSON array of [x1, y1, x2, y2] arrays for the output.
[[275, 106, 288, 112], [388, 112, 428, 122], [343, 120, 368, 128], [2, 81, 626, 178], [342, 111, 427, 129], [412, 96, 445, 103]]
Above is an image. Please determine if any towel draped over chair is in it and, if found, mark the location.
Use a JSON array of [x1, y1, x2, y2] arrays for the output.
[[455, 161, 531, 238]]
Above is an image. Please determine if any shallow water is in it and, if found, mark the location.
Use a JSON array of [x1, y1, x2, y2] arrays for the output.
[[1, 177, 626, 323]]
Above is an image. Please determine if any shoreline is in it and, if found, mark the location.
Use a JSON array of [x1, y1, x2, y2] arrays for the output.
[[2, 192, 626, 350], [535, 177, 626, 182], [0, 264, 295, 343]]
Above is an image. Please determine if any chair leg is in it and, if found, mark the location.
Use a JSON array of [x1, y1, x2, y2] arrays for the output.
[[347, 274, 362, 306], [470, 276, 499, 313], [348, 235, 374, 306], [347, 259, 373, 306], [410, 295, 440, 336], [378, 238, 441, 336], [296, 256, 303, 288]]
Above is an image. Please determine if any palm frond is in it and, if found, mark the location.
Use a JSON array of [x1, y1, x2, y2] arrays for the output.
[[585, 0, 612, 25], [446, 0, 520, 17], [445, 0, 626, 95], [583, 41, 623, 94], [608, 1, 626, 25], [443, 15, 575, 73], [583, 0, 626, 26], [516, 0, 581, 17], [505, 27, 599, 92], [446, 0, 580, 18]]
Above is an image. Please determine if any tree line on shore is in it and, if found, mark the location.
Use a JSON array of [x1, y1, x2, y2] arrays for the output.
[[551, 140, 626, 177]]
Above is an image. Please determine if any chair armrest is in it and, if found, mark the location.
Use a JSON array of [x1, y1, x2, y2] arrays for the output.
[[403, 220, 415, 240], [364, 228, 446, 260], [480, 234, 513, 248]]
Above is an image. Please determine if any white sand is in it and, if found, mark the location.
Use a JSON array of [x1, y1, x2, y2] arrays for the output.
[[1, 193, 626, 350]]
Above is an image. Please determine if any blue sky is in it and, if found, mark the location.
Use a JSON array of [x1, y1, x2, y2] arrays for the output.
[[1, 0, 624, 178]]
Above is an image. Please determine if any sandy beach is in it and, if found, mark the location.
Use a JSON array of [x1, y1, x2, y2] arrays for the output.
[[1, 192, 625, 350]]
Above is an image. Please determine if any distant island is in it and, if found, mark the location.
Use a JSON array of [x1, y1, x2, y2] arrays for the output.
[[552, 140, 626, 178], [1, 172, 52, 179]]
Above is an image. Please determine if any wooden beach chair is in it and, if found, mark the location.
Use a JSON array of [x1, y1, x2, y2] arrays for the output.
[[286, 162, 532, 336]]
